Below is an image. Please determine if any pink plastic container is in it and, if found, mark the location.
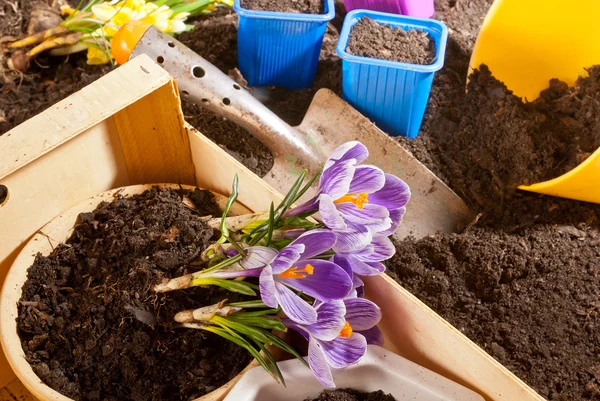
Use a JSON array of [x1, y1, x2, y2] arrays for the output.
[[343, 0, 434, 18]]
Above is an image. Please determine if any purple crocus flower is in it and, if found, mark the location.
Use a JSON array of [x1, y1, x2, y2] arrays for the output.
[[332, 234, 395, 277], [258, 229, 353, 324], [287, 142, 410, 238], [284, 297, 382, 387]]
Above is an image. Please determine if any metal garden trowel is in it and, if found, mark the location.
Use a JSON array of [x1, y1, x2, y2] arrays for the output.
[[111, 21, 473, 240], [470, 0, 600, 203]]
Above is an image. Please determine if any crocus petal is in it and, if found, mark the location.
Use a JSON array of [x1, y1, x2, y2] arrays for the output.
[[321, 333, 367, 369], [378, 207, 406, 236], [355, 283, 365, 298], [332, 225, 372, 254], [291, 229, 337, 260], [277, 260, 352, 302], [275, 282, 317, 324], [358, 326, 384, 346], [320, 159, 355, 200], [285, 197, 319, 217], [336, 203, 389, 225], [324, 141, 369, 171], [344, 255, 385, 276], [348, 165, 385, 194], [271, 243, 304, 274], [259, 265, 278, 308], [363, 217, 392, 235], [363, 235, 395, 262], [308, 339, 335, 388], [319, 195, 347, 231], [332, 256, 365, 291], [240, 246, 278, 269], [344, 298, 381, 331], [369, 174, 411, 210], [304, 300, 346, 341]]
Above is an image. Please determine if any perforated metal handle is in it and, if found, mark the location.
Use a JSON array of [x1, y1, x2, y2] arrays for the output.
[[130, 26, 324, 173]]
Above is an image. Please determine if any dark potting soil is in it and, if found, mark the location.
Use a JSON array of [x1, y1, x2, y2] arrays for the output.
[[16, 187, 252, 401], [388, 225, 600, 400], [240, 0, 324, 14], [346, 17, 435, 65], [305, 388, 396, 401]]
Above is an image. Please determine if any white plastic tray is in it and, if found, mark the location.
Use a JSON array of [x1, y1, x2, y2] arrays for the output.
[[224, 345, 486, 400]]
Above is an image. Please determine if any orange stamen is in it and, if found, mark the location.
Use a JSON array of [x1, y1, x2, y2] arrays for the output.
[[339, 322, 353, 338], [334, 193, 369, 210], [279, 264, 315, 279]]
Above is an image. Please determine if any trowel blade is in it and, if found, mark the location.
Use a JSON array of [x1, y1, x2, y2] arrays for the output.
[[262, 89, 474, 240]]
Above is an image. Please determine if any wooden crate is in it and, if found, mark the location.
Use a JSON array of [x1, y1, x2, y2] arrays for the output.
[[0, 55, 544, 401]]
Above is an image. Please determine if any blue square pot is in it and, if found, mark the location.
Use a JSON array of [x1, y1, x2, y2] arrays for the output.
[[337, 10, 447, 138], [234, 0, 335, 90]]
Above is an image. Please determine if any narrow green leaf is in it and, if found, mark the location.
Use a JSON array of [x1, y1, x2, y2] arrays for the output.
[[227, 315, 287, 332], [199, 253, 242, 274], [235, 308, 280, 317], [227, 300, 268, 308], [262, 331, 309, 368], [265, 202, 275, 247], [190, 277, 256, 296], [219, 174, 239, 242], [252, 340, 285, 386], [292, 166, 323, 204]]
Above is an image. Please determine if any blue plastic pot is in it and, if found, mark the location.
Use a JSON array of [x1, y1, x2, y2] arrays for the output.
[[336, 10, 447, 138], [233, 0, 335, 90]]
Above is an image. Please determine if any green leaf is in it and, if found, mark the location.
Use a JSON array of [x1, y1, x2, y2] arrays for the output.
[[171, 0, 213, 15], [262, 331, 309, 368], [219, 174, 239, 243], [252, 340, 285, 386], [292, 166, 323, 205], [226, 315, 287, 332], [227, 300, 269, 308], [265, 202, 275, 246], [235, 308, 280, 317], [199, 253, 242, 275], [190, 277, 256, 296]]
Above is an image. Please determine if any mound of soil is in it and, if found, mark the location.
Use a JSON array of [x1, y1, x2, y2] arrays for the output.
[[240, 0, 324, 14], [17, 187, 252, 401], [389, 225, 600, 400], [347, 17, 435, 65], [306, 388, 396, 401]]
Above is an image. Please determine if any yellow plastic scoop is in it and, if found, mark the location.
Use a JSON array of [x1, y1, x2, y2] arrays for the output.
[[469, 0, 600, 203]]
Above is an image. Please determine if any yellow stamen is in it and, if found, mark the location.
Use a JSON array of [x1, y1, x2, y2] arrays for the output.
[[334, 193, 369, 210], [339, 322, 353, 338], [279, 264, 315, 279]]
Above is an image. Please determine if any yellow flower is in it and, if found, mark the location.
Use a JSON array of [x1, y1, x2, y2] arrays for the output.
[[166, 12, 190, 34], [86, 46, 111, 65], [140, 5, 173, 32], [218, 0, 234, 6], [92, 4, 135, 26]]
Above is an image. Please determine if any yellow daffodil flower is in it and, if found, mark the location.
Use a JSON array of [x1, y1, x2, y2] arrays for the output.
[[86, 46, 111, 64]]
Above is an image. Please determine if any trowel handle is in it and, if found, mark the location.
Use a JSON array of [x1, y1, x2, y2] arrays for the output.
[[128, 26, 323, 173]]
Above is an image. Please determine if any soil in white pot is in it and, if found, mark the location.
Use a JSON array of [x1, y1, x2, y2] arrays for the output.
[[17, 187, 252, 401]]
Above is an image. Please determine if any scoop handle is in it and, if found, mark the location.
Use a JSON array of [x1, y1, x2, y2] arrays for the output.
[[130, 26, 324, 173]]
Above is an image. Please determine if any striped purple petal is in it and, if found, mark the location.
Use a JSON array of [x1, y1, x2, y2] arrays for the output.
[[378, 207, 406, 236], [343, 298, 381, 331], [259, 265, 278, 308], [239, 246, 278, 269], [211, 268, 263, 279], [333, 225, 372, 254], [320, 159, 356, 200], [271, 243, 304, 274], [318, 194, 347, 231], [343, 255, 386, 276], [277, 259, 352, 302], [275, 281, 318, 324], [358, 326, 384, 346], [320, 333, 367, 369], [336, 203, 389, 225], [303, 301, 346, 341], [324, 141, 369, 171], [365, 235, 395, 262], [348, 165, 385, 194], [291, 229, 337, 260], [368, 174, 411, 210], [308, 339, 335, 388]]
